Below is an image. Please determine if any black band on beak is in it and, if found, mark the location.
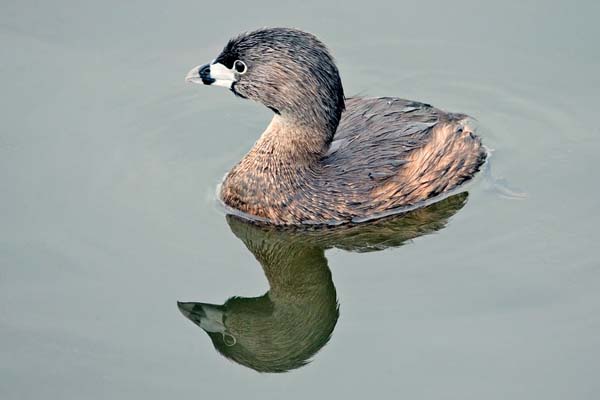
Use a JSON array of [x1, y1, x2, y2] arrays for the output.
[[199, 64, 215, 85]]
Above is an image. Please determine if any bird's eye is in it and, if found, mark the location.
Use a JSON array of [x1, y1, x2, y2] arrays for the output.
[[233, 60, 247, 74]]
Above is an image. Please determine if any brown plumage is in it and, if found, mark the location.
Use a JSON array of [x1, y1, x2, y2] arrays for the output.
[[186, 28, 486, 225]]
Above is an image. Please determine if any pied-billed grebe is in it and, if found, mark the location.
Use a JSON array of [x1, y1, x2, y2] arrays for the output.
[[186, 28, 486, 225]]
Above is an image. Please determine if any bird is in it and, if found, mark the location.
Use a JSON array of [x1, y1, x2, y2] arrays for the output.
[[185, 27, 486, 225]]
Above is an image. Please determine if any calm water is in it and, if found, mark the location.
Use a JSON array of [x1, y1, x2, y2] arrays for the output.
[[2, 0, 599, 398]]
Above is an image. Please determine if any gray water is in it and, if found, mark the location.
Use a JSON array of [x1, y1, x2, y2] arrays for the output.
[[2, 0, 600, 398]]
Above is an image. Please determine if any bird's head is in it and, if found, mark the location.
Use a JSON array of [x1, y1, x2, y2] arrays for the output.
[[185, 27, 345, 137]]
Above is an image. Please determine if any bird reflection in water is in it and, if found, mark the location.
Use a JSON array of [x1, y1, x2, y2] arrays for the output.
[[178, 192, 468, 372]]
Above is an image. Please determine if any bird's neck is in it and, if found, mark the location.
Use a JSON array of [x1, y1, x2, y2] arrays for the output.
[[251, 114, 334, 163], [220, 115, 334, 221]]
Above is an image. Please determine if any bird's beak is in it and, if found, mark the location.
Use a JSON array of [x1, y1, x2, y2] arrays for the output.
[[177, 301, 226, 333], [185, 62, 236, 89]]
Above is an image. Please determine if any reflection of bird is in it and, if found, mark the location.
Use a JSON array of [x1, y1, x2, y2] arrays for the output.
[[186, 28, 486, 225], [178, 192, 468, 372]]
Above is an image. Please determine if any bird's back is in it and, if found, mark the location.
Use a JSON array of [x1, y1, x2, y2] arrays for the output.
[[318, 97, 487, 220]]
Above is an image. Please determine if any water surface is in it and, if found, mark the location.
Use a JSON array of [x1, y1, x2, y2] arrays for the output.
[[1, 1, 599, 399]]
